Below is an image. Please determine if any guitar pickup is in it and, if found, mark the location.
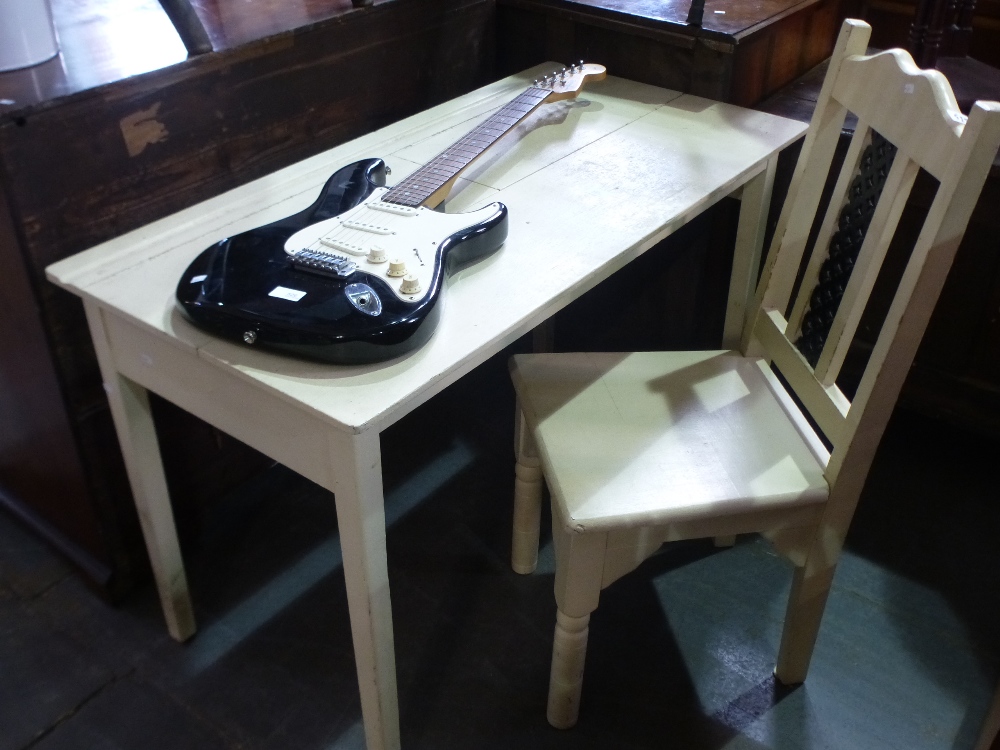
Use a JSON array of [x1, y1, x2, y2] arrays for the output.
[[340, 220, 394, 235], [292, 250, 358, 278], [319, 237, 366, 256], [369, 201, 419, 217]]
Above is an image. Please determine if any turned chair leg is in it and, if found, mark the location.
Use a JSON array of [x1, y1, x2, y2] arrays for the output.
[[775, 555, 838, 684], [512, 406, 543, 574], [546, 523, 606, 727], [547, 610, 591, 728]]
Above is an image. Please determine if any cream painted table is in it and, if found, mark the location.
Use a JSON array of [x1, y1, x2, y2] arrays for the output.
[[46, 66, 806, 750]]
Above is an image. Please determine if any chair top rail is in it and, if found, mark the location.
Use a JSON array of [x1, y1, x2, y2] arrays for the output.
[[833, 48, 967, 182]]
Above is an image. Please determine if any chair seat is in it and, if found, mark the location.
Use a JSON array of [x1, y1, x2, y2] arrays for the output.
[[511, 350, 830, 533]]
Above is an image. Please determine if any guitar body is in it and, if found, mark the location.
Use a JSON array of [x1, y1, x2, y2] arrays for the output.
[[176, 63, 604, 364], [175, 158, 508, 364]]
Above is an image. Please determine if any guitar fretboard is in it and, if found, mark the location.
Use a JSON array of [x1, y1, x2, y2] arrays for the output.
[[383, 87, 551, 207]]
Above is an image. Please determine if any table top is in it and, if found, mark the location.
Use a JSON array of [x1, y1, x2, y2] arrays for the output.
[[47, 64, 806, 436]]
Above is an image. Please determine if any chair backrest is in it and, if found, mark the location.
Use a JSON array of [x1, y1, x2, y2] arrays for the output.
[[742, 19, 1000, 490]]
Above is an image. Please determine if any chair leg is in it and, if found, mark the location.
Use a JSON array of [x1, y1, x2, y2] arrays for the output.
[[774, 558, 837, 684], [546, 522, 606, 728], [547, 610, 591, 728], [512, 406, 543, 574]]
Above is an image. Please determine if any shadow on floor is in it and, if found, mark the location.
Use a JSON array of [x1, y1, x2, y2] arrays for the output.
[[1, 345, 998, 750]]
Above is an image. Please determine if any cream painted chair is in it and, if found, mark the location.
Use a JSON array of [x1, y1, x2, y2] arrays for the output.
[[508, 19, 1000, 729]]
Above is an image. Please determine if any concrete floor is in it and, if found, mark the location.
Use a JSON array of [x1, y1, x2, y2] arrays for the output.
[[2, 342, 999, 749]]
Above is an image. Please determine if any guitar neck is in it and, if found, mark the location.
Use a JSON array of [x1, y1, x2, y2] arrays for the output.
[[383, 86, 552, 209]]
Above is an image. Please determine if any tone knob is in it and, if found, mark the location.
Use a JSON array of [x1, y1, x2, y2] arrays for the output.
[[387, 259, 407, 277], [367, 246, 387, 263], [399, 274, 422, 294]]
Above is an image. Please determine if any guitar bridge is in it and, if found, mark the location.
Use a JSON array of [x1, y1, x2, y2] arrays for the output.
[[292, 250, 358, 278]]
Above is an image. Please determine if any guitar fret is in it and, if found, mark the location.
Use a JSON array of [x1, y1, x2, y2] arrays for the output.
[[405, 179, 437, 191], [384, 83, 566, 205]]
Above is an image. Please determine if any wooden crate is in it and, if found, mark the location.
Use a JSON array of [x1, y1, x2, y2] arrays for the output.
[[496, 0, 850, 105]]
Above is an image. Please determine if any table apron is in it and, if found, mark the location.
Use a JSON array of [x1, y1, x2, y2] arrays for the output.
[[100, 308, 342, 489]]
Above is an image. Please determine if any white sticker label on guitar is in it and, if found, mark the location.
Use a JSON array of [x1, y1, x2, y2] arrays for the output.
[[269, 286, 307, 302]]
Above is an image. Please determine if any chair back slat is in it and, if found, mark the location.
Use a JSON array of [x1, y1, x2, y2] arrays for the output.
[[752, 101, 853, 326], [812, 153, 921, 386], [790, 129, 901, 367], [833, 50, 966, 181], [785, 121, 874, 341], [753, 309, 850, 446], [742, 20, 1000, 479], [747, 21, 872, 333]]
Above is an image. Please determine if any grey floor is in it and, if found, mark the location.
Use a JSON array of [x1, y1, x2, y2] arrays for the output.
[[2, 342, 1000, 750]]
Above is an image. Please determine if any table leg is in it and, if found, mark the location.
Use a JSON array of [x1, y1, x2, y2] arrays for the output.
[[531, 319, 555, 352], [723, 155, 778, 348], [83, 301, 195, 641], [975, 678, 1000, 750], [328, 428, 400, 750]]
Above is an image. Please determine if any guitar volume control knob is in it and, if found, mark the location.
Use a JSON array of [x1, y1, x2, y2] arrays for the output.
[[387, 259, 407, 277], [399, 274, 422, 295], [367, 246, 387, 263]]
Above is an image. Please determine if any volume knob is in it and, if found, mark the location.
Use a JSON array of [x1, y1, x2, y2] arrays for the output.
[[387, 259, 407, 277], [399, 274, 422, 295], [367, 246, 387, 263]]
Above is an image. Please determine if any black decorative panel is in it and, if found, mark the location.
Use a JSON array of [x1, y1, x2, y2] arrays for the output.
[[795, 132, 897, 366]]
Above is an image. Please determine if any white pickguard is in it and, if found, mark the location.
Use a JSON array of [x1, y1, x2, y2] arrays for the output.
[[284, 187, 499, 303]]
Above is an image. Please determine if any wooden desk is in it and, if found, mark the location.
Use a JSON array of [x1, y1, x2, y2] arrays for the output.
[[46, 67, 805, 750]]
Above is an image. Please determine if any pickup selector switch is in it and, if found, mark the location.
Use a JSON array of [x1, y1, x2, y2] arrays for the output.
[[399, 274, 422, 294], [387, 259, 407, 277]]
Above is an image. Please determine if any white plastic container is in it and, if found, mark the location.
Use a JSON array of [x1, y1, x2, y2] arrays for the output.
[[0, 0, 59, 72]]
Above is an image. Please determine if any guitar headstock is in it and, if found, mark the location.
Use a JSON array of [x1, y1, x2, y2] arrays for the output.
[[533, 62, 607, 102]]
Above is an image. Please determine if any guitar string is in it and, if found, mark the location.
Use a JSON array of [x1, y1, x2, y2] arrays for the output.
[[384, 87, 551, 206], [308, 86, 556, 256], [399, 93, 544, 189], [391, 106, 532, 198]]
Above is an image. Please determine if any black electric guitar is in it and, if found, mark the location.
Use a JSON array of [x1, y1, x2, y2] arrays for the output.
[[175, 63, 607, 364]]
